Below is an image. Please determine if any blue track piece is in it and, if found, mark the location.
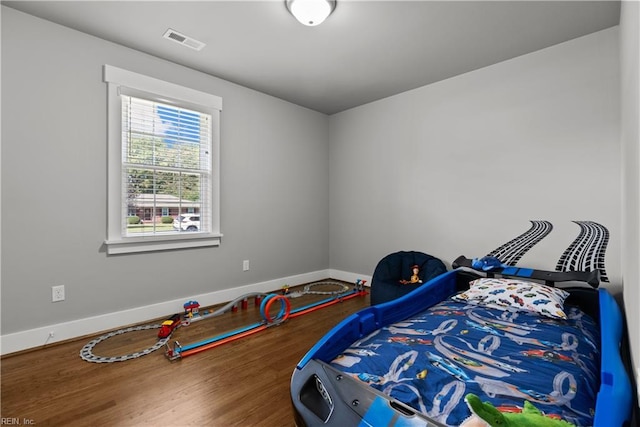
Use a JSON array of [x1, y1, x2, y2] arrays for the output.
[[179, 322, 264, 352]]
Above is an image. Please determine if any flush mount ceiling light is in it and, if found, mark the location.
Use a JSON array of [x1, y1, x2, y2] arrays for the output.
[[286, 0, 336, 27]]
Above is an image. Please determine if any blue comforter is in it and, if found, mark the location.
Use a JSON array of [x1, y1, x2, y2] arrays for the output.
[[330, 297, 600, 426]]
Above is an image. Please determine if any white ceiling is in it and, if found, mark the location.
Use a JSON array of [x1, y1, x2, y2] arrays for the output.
[[3, 1, 620, 114]]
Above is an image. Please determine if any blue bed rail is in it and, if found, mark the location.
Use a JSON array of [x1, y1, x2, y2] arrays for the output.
[[594, 289, 633, 426]]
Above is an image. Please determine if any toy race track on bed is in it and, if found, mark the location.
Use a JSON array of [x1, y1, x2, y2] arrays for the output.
[[290, 257, 632, 427]]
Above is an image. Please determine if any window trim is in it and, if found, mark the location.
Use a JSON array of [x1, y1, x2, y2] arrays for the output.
[[104, 65, 222, 254]]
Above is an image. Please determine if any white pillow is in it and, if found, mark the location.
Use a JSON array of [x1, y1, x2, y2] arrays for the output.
[[451, 277, 569, 319]]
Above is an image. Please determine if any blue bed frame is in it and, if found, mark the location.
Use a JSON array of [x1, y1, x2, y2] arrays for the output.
[[290, 264, 633, 427]]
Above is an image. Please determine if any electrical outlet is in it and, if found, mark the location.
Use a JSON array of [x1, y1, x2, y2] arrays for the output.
[[52, 285, 65, 302], [243, 260, 250, 271]]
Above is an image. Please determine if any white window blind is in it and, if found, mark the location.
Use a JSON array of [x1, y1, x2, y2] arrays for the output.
[[121, 95, 212, 236]]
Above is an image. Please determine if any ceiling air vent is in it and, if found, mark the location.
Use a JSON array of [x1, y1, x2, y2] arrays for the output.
[[163, 29, 206, 51]]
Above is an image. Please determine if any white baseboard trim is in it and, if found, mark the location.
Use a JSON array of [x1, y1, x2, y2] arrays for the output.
[[0, 269, 370, 356], [329, 269, 372, 287]]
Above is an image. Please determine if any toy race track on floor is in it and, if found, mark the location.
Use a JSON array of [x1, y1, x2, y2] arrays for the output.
[[80, 279, 367, 363]]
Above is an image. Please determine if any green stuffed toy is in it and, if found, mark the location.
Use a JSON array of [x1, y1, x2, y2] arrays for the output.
[[460, 394, 576, 427]]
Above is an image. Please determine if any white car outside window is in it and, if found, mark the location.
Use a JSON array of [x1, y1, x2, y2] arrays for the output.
[[173, 214, 200, 231]]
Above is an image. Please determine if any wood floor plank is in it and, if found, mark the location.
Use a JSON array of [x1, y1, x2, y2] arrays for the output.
[[1, 285, 370, 426]]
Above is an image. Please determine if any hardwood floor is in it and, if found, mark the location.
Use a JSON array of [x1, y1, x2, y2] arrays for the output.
[[1, 283, 370, 426]]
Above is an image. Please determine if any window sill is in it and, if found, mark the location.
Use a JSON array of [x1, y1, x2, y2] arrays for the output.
[[105, 233, 222, 255]]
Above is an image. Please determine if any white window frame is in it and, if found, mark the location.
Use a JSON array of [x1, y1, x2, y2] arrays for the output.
[[104, 65, 222, 254]]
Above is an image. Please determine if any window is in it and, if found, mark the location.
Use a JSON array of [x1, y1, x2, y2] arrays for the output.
[[104, 65, 222, 254]]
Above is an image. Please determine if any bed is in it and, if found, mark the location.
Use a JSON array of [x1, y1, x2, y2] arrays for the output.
[[290, 256, 633, 426]]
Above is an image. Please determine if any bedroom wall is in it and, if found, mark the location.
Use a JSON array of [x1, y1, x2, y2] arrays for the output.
[[329, 28, 621, 286], [620, 0, 640, 404], [1, 7, 330, 352], [0, 7, 625, 359]]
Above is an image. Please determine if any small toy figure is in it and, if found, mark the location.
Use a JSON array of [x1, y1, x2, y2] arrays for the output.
[[471, 256, 509, 271], [400, 264, 422, 284], [184, 300, 200, 318]]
